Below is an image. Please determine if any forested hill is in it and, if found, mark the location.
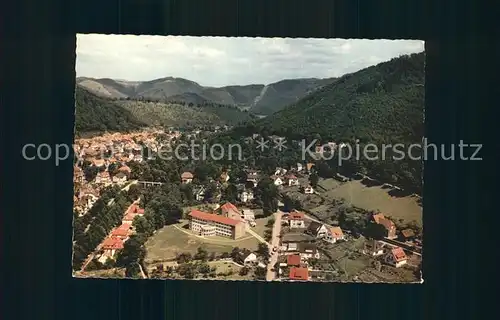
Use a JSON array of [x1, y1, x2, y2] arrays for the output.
[[229, 52, 425, 193], [74, 86, 255, 136], [259, 52, 425, 143], [74, 86, 146, 136]]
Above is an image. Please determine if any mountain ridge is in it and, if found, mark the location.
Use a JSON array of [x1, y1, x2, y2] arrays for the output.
[[76, 76, 336, 115], [226, 52, 425, 193]]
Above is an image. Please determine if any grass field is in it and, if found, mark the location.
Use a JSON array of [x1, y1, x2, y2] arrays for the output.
[[318, 179, 422, 226], [144, 221, 260, 263], [252, 214, 275, 238], [208, 260, 253, 280]]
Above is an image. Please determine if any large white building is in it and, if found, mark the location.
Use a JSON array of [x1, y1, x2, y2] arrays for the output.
[[189, 210, 246, 239]]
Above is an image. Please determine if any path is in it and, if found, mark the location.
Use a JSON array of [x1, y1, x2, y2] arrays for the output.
[[139, 263, 147, 279], [247, 228, 271, 246], [107, 180, 138, 206], [266, 211, 282, 281]]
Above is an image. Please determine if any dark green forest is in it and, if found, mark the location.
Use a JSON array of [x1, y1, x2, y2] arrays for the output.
[[216, 52, 425, 194], [74, 87, 146, 136]]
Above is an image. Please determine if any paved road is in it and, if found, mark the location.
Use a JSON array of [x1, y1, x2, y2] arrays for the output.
[[107, 180, 138, 206], [266, 211, 282, 281]]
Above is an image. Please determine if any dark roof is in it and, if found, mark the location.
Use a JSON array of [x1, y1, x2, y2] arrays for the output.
[[298, 242, 317, 254], [401, 229, 415, 238], [306, 221, 323, 234]]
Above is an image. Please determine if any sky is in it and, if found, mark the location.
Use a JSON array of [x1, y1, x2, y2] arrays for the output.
[[76, 34, 424, 87]]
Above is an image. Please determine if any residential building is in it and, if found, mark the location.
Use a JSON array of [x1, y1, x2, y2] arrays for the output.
[[193, 186, 206, 201], [188, 210, 246, 239], [288, 211, 306, 229], [287, 254, 302, 267], [274, 167, 287, 176], [303, 185, 314, 194], [111, 224, 133, 241], [122, 204, 145, 224], [93, 159, 106, 168], [74, 166, 85, 183], [289, 267, 309, 281], [133, 154, 143, 162], [363, 239, 386, 256], [296, 163, 303, 172], [372, 213, 397, 239], [101, 237, 124, 259], [384, 247, 408, 268], [220, 172, 230, 183], [117, 165, 131, 175], [400, 229, 416, 241], [220, 202, 242, 220], [285, 174, 299, 186], [306, 163, 314, 173], [181, 172, 194, 184], [298, 243, 320, 260], [246, 171, 258, 187], [241, 209, 255, 222], [324, 226, 345, 244], [95, 171, 112, 185], [306, 221, 329, 238], [238, 188, 254, 203], [270, 175, 283, 186], [237, 251, 258, 265], [284, 242, 298, 253], [112, 171, 128, 184]]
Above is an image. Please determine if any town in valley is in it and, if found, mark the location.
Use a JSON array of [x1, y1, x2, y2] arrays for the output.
[[72, 35, 424, 283]]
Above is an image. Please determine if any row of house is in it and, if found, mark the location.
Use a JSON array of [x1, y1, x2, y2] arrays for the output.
[[246, 167, 314, 194], [277, 242, 322, 281], [98, 202, 145, 262]]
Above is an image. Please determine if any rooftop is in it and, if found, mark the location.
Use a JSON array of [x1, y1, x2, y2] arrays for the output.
[[289, 267, 309, 281], [189, 210, 241, 226]]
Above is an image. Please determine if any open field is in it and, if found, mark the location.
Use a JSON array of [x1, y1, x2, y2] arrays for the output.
[[281, 231, 314, 243], [356, 264, 420, 283], [317, 179, 422, 225], [253, 214, 275, 238], [208, 260, 254, 280], [282, 190, 324, 210], [144, 221, 260, 263], [76, 268, 126, 278]]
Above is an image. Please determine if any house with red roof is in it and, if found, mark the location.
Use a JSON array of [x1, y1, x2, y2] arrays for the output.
[[101, 237, 124, 259], [323, 226, 345, 244], [289, 267, 310, 281], [188, 210, 246, 239], [384, 247, 408, 268], [95, 171, 112, 185], [372, 213, 397, 239], [117, 165, 131, 174], [286, 211, 306, 229], [122, 204, 145, 224], [287, 254, 302, 267], [110, 224, 132, 240]]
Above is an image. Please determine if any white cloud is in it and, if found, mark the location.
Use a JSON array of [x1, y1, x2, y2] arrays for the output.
[[76, 34, 424, 87]]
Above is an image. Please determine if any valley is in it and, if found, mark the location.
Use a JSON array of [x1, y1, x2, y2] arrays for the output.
[[72, 36, 424, 283]]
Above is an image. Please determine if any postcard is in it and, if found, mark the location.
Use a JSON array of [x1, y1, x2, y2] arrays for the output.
[[72, 34, 424, 282]]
